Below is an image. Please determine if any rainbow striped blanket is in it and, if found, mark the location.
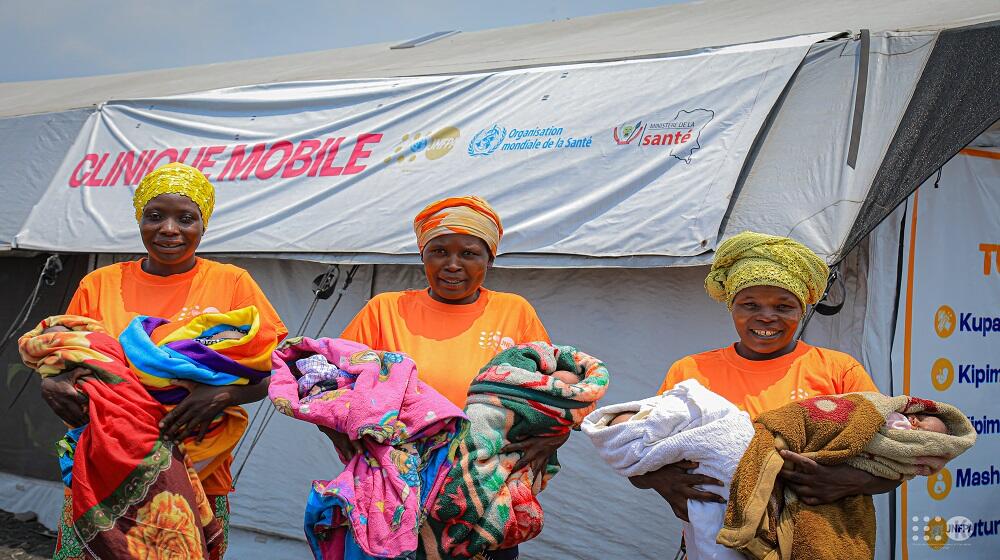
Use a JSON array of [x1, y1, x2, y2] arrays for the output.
[[118, 305, 280, 480], [270, 337, 466, 560], [421, 342, 610, 559]]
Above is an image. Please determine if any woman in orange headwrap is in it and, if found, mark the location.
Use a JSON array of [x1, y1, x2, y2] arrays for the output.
[[337, 196, 554, 560]]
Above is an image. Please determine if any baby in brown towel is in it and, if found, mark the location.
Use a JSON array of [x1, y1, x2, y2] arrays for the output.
[[885, 411, 949, 434]]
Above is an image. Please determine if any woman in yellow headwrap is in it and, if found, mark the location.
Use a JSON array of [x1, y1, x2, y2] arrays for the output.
[[337, 196, 552, 560], [40, 162, 287, 557], [628, 232, 896, 524]]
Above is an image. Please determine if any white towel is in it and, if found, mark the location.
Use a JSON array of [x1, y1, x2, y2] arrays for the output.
[[582, 379, 753, 560]]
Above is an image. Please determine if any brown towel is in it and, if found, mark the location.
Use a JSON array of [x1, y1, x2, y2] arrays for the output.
[[717, 393, 976, 560]]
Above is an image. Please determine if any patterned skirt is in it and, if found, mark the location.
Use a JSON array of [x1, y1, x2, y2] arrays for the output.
[[54, 493, 230, 559]]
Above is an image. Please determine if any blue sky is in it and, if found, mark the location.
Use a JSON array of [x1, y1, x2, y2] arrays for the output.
[[1, 1, 677, 82]]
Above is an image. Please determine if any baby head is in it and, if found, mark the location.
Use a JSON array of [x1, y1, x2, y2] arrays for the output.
[[609, 412, 634, 426], [550, 370, 580, 385], [197, 327, 246, 345], [208, 329, 244, 341], [907, 413, 949, 434]]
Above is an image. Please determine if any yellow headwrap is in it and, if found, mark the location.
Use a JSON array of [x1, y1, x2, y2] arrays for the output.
[[413, 196, 503, 256], [705, 231, 829, 310], [133, 163, 216, 226]]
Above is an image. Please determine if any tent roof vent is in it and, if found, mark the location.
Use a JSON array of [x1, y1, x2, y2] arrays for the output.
[[389, 30, 460, 49]]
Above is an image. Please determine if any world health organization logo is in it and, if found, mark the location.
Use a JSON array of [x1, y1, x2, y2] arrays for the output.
[[468, 124, 507, 157]]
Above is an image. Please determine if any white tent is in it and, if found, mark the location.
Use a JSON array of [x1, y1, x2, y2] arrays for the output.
[[1, 1, 999, 558]]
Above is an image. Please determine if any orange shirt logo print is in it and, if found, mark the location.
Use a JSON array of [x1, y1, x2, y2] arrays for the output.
[[176, 305, 221, 322], [789, 388, 810, 401], [478, 330, 515, 353]]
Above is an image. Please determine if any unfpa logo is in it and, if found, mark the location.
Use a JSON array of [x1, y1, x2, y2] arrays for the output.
[[383, 127, 460, 165], [927, 467, 952, 500], [478, 330, 514, 352], [931, 358, 954, 391], [910, 514, 973, 550], [923, 516, 949, 550], [788, 388, 810, 401], [934, 305, 956, 339]]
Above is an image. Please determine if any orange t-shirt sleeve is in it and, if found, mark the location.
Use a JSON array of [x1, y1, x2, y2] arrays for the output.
[[658, 357, 696, 394], [518, 301, 550, 344], [340, 298, 383, 348], [838, 360, 879, 393], [65, 283, 91, 316], [232, 271, 288, 341], [65, 274, 102, 321]]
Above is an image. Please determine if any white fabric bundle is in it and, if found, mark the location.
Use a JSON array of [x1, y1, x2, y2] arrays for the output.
[[582, 379, 753, 560]]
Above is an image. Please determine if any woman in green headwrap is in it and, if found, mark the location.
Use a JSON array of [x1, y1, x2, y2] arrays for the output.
[[629, 232, 897, 524]]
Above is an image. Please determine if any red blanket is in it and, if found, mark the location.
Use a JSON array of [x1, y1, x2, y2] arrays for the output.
[[19, 316, 222, 559]]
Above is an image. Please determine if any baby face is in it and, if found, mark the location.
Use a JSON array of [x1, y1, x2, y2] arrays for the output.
[[609, 412, 634, 426], [907, 413, 948, 434], [550, 371, 580, 385], [209, 330, 244, 341]]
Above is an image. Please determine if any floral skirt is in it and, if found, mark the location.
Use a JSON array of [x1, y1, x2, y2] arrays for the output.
[[54, 493, 230, 559]]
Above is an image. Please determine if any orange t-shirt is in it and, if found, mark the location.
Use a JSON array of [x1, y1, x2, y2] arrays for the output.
[[65, 257, 287, 494], [340, 288, 550, 407], [658, 342, 878, 420]]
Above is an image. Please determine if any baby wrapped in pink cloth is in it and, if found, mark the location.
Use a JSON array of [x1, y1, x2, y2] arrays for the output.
[[269, 337, 466, 560]]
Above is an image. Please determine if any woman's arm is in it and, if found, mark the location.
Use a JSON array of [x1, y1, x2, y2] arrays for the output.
[[778, 450, 903, 505], [160, 379, 271, 442], [629, 461, 726, 522]]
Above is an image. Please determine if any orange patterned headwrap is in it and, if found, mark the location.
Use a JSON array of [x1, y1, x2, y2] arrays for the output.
[[413, 196, 503, 256]]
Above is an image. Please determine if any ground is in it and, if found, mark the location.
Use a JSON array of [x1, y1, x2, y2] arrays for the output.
[[0, 510, 54, 560]]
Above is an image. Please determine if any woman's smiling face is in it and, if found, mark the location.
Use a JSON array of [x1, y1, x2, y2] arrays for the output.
[[730, 285, 803, 360], [139, 193, 204, 272], [421, 233, 492, 305]]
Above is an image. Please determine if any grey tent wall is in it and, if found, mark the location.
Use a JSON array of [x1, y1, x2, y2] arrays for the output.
[[0, 109, 92, 249], [0, 254, 90, 480], [838, 20, 1000, 261]]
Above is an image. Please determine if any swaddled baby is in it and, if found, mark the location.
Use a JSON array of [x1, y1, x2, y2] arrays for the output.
[[583, 379, 752, 560], [885, 411, 948, 434], [292, 353, 357, 400]]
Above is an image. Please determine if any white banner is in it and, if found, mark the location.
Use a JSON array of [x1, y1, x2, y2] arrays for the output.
[[15, 34, 827, 259], [891, 148, 1000, 558]]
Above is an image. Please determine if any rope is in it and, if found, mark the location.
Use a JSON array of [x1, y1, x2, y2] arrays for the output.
[[797, 264, 841, 341], [313, 265, 360, 337], [3, 255, 63, 413], [230, 264, 339, 468], [232, 264, 359, 484]]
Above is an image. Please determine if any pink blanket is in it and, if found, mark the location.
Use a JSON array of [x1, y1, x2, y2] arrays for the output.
[[269, 337, 466, 559]]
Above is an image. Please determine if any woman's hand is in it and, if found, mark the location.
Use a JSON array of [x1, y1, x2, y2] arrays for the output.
[[778, 450, 902, 505], [317, 425, 364, 463], [628, 461, 725, 523], [501, 432, 571, 479], [39, 369, 90, 427], [160, 384, 234, 443], [914, 456, 949, 476], [159, 381, 271, 443]]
